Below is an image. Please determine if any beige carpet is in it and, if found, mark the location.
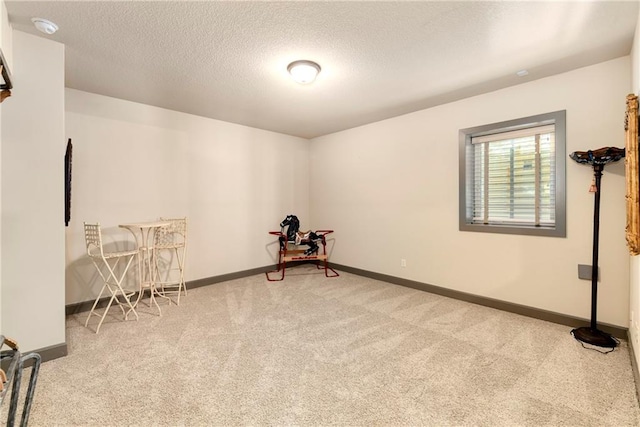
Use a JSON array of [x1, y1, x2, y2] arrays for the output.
[[9, 265, 640, 425]]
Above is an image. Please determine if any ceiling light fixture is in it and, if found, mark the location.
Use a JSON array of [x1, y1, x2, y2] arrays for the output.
[[287, 60, 321, 84], [516, 69, 529, 77], [31, 18, 58, 35]]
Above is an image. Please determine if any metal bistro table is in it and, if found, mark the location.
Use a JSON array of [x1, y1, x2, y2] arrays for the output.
[[120, 220, 171, 315]]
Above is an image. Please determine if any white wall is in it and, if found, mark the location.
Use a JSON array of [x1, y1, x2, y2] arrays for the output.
[[1, 31, 65, 351], [310, 57, 631, 327], [0, 1, 10, 70], [0, 0, 13, 343], [0, 0, 8, 337], [629, 6, 640, 371], [65, 89, 309, 304]]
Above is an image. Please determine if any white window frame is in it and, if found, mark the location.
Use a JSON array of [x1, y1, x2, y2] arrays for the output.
[[459, 111, 566, 237]]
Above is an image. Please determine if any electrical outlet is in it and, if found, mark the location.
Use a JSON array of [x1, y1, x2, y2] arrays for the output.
[[401, 259, 407, 267]]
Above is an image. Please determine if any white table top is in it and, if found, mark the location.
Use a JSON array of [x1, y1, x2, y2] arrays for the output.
[[119, 220, 171, 229]]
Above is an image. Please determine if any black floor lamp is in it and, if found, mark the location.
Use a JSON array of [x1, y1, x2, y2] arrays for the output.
[[569, 146, 625, 349]]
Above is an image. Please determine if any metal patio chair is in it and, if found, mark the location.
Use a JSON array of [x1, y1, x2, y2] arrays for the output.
[[154, 217, 187, 305], [83, 222, 139, 333]]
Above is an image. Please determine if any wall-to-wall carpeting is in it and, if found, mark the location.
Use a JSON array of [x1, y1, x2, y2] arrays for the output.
[[12, 265, 640, 425]]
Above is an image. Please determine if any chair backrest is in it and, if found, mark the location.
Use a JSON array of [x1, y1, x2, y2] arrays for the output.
[[84, 222, 103, 257], [156, 217, 187, 248]]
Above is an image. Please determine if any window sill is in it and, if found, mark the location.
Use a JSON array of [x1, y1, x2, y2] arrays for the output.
[[459, 222, 566, 237]]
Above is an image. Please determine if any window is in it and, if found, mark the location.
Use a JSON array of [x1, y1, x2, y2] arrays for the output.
[[459, 111, 566, 237]]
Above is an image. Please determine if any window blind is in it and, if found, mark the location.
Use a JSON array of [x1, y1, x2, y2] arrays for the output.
[[468, 124, 556, 226]]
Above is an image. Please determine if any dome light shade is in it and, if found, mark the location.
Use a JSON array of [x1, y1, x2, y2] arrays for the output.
[[287, 60, 321, 84], [32, 18, 58, 35]]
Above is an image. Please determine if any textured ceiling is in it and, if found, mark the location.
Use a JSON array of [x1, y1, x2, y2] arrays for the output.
[[5, 1, 639, 138]]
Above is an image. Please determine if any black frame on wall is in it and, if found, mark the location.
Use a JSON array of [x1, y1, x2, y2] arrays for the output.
[[64, 138, 72, 226]]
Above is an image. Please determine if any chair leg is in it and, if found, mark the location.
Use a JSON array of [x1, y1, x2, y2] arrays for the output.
[[177, 247, 186, 297], [86, 254, 138, 333], [164, 248, 181, 306], [94, 291, 118, 334], [132, 251, 145, 309], [85, 282, 108, 328], [175, 247, 186, 303], [106, 255, 138, 318], [154, 247, 185, 305]]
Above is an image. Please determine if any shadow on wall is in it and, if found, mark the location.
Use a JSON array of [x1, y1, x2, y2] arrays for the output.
[[264, 238, 281, 265]]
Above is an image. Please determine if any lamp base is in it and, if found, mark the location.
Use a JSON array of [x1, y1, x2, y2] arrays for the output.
[[571, 326, 618, 348]]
